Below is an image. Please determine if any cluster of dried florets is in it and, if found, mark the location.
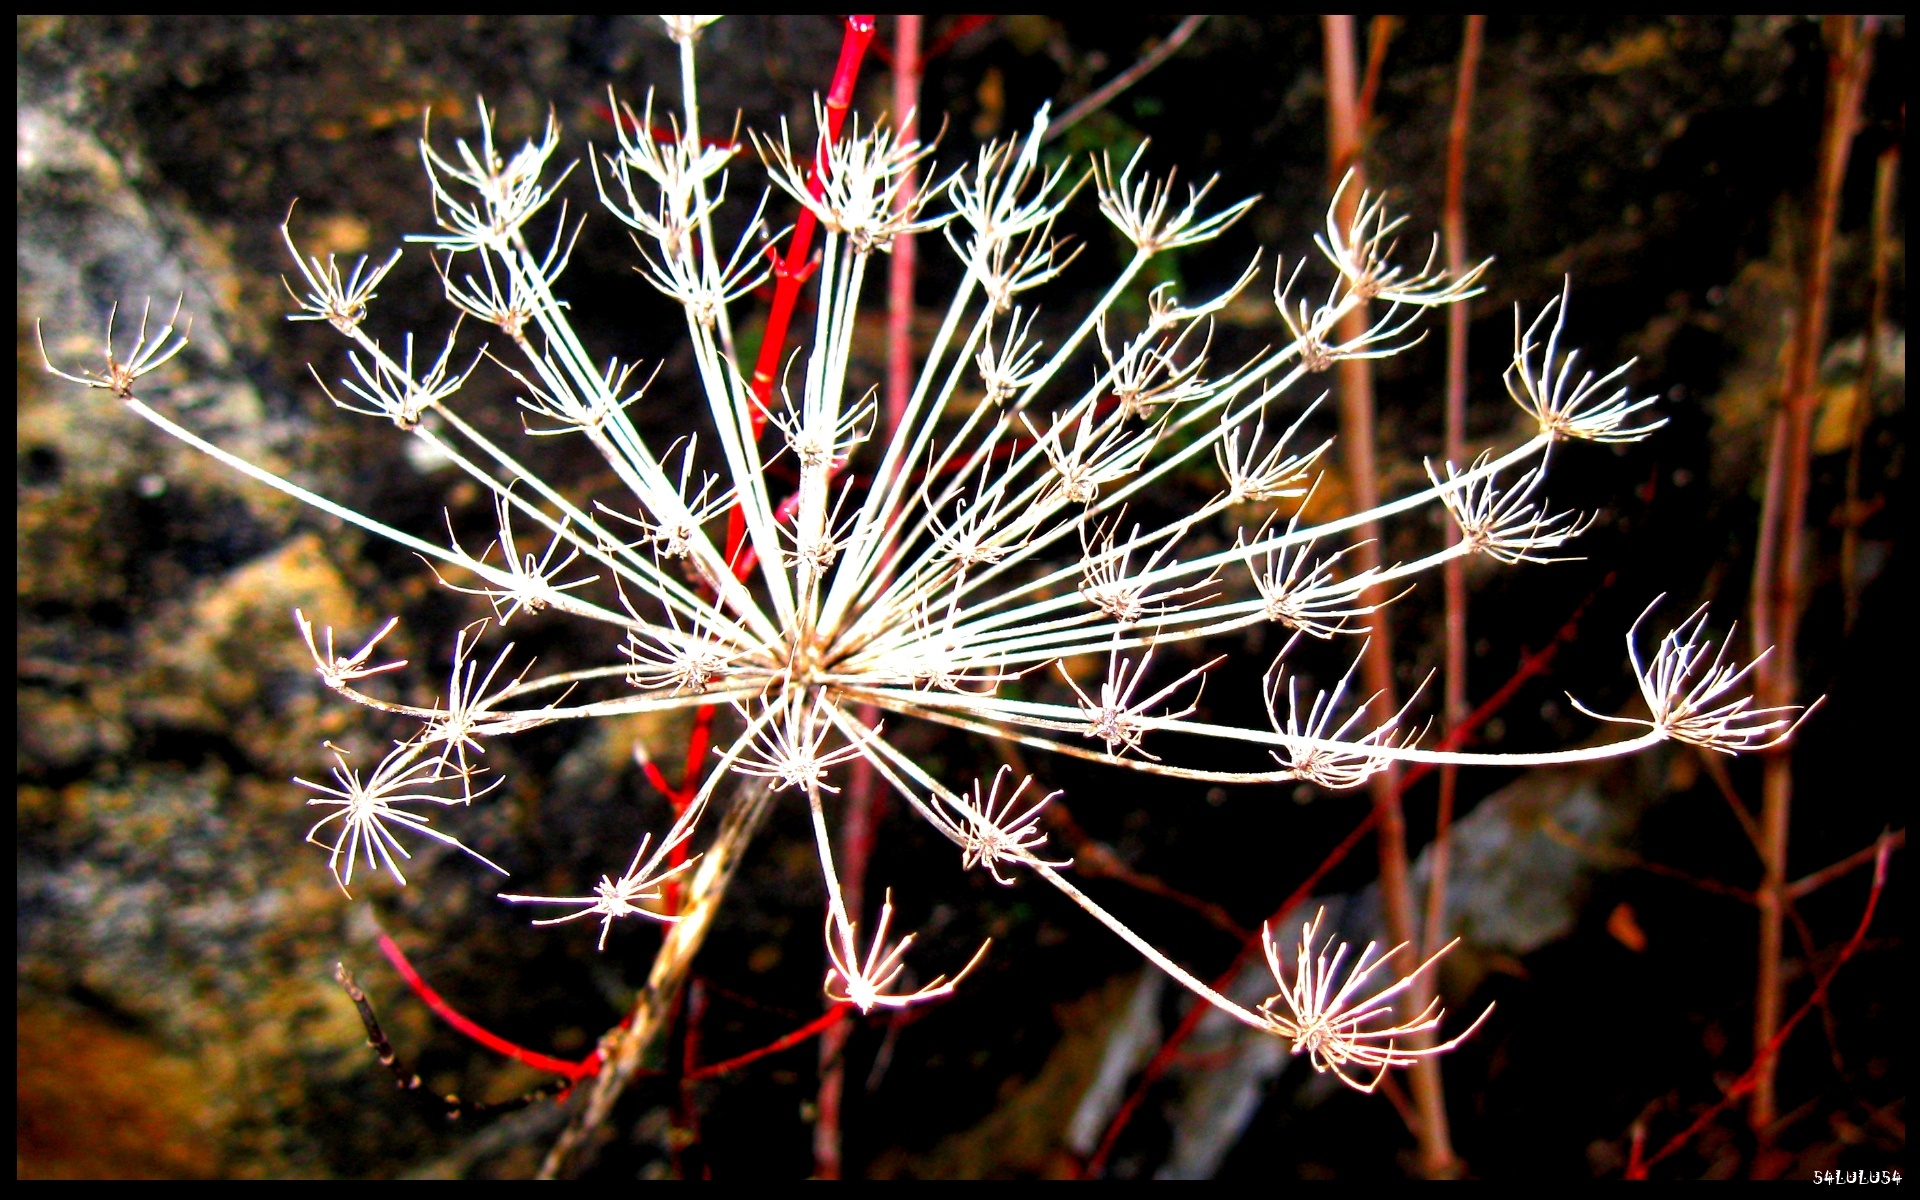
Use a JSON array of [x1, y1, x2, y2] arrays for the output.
[[39, 16, 1812, 1089]]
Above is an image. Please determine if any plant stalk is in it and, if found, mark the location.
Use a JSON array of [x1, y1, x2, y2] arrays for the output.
[[1840, 141, 1897, 633], [540, 778, 775, 1178], [1425, 4, 1482, 992], [814, 19, 922, 1176], [1323, 13, 1458, 1179], [1746, 14, 1874, 1143]]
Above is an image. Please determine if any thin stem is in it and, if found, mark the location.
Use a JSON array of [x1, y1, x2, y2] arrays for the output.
[[539, 776, 774, 1178], [1748, 15, 1874, 1140], [1424, 7, 1482, 1092], [1841, 141, 1897, 633], [1696, 747, 1765, 856], [674, 979, 706, 1178], [1630, 835, 1892, 1178], [1788, 827, 1904, 902], [1041, 15, 1208, 146], [691, 1003, 851, 1082], [1322, 14, 1452, 1176], [1026, 858, 1267, 1033], [884, 14, 923, 438], [745, 15, 877, 418], [376, 930, 598, 1079], [816, 18, 923, 1178]]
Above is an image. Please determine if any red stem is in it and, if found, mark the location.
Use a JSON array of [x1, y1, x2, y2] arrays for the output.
[[702, 12, 877, 901], [724, 13, 876, 597], [884, 15, 922, 435], [691, 1004, 853, 1081], [675, 979, 708, 1178], [1321, 12, 1455, 1175], [377, 26, 883, 1114], [591, 101, 737, 151], [745, 15, 877, 424], [867, 13, 991, 66], [1841, 142, 1897, 632], [685, 22, 875, 1166], [376, 932, 599, 1080]]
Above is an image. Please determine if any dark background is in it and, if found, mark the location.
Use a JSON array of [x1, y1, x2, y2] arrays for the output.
[[17, 15, 1905, 1179]]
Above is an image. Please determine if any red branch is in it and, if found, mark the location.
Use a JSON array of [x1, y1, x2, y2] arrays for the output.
[[1625, 835, 1894, 1179], [722, 13, 876, 618], [377, 932, 600, 1081], [374, 919, 855, 1090], [689, 1004, 853, 1081], [744, 15, 877, 424]]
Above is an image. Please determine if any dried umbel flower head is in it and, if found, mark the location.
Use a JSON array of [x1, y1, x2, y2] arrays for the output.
[[1426, 452, 1594, 566], [1575, 598, 1820, 755], [1262, 643, 1424, 790], [928, 766, 1070, 885], [1506, 278, 1667, 444], [37, 296, 191, 400], [298, 740, 505, 894], [39, 15, 1815, 1102], [824, 889, 991, 1014], [1259, 907, 1493, 1093]]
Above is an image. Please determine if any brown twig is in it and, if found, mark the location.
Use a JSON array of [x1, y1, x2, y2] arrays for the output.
[[1355, 15, 1398, 138], [1321, 13, 1456, 1178], [1746, 15, 1876, 1138], [1694, 747, 1765, 856], [1425, 7, 1483, 974], [1554, 818, 1900, 1078], [538, 778, 775, 1178], [1541, 818, 1902, 921], [1041, 16, 1208, 146], [883, 14, 924, 437], [1627, 834, 1893, 1177], [1538, 819, 1757, 904], [1840, 139, 1899, 633], [334, 963, 570, 1123]]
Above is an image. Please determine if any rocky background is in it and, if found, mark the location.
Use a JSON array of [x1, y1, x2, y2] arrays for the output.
[[17, 16, 1905, 1179]]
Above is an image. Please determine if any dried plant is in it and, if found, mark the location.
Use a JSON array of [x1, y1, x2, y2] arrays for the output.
[[1259, 906, 1491, 1094], [37, 15, 1811, 1104]]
